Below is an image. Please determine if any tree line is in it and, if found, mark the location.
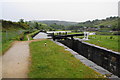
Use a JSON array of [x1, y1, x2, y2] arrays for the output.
[[1, 16, 120, 32]]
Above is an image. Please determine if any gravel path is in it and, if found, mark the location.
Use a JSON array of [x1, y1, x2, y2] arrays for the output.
[[2, 41, 30, 78]]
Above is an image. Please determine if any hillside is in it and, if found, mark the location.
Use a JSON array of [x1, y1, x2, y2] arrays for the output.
[[31, 17, 119, 31], [2, 20, 29, 31], [2, 16, 119, 32], [34, 20, 78, 26], [95, 17, 118, 31], [27, 21, 52, 30], [66, 16, 119, 31]]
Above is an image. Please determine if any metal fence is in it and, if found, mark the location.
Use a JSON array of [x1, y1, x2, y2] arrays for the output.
[[2, 30, 25, 43]]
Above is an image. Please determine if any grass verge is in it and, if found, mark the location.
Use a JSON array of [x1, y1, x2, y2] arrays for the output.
[[1, 40, 14, 55], [1, 30, 40, 55], [29, 39, 106, 78], [27, 30, 40, 40], [84, 35, 119, 52], [66, 33, 119, 52]]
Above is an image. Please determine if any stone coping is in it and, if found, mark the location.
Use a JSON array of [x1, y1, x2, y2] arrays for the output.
[[51, 39, 120, 79]]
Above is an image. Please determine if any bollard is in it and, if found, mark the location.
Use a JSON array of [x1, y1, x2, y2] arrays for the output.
[[44, 42, 47, 46]]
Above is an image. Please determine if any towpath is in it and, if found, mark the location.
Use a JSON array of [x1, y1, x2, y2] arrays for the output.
[[2, 41, 30, 78], [1, 38, 44, 78], [0, 32, 47, 78]]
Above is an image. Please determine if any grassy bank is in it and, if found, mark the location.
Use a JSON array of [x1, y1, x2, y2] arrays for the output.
[[1, 30, 40, 55], [27, 30, 40, 40], [29, 39, 106, 78], [85, 35, 119, 52], [67, 32, 119, 52], [68, 32, 83, 35], [1, 30, 26, 55], [1, 40, 14, 55]]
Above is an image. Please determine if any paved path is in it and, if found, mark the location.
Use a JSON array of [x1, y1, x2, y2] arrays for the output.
[[0, 39, 44, 78], [33, 32, 51, 39], [2, 41, 30, 78]]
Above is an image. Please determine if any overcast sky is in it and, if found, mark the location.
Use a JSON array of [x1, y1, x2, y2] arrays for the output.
[[0, 0, 119, 22]]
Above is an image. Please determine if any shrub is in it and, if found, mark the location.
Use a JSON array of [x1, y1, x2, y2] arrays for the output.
[[110, 36, 113, 39]]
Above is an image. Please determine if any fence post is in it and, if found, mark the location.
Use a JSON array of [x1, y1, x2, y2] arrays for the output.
[[5, 31, 7, 42]]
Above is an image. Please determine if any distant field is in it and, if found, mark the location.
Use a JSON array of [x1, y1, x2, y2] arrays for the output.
[[85, 35, 119, 52], [29, 39, 106, 78], [67, 32, 119, 52], [67, 32, 83, 35]]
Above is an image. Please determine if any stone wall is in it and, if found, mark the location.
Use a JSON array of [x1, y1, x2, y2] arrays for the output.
[[58, 38, 120, 77]]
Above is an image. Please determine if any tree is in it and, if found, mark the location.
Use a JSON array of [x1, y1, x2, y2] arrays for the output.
[[99, 25, 105, 28], [19, 19, 24, 23], [35, 22, 39, 29]]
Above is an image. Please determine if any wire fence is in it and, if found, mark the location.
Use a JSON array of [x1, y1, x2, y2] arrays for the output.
[[2, 30, 25, 44]]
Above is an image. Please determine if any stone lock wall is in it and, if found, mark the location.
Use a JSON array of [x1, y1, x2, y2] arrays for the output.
[[58, 38, 120, 77]]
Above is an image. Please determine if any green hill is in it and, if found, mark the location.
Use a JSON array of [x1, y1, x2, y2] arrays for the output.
[[34, 20, 78, 26], [66, 16, 119, 31], [1, 20, 29, 31]]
